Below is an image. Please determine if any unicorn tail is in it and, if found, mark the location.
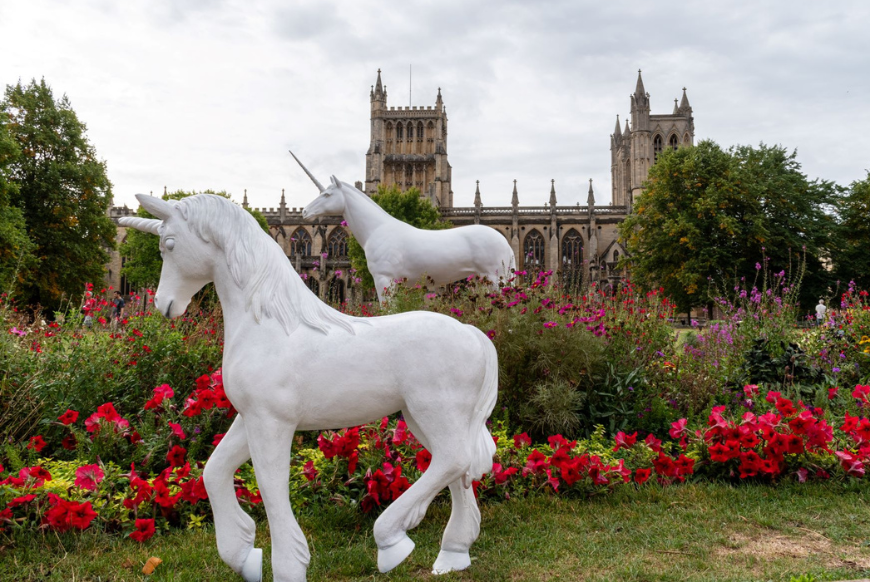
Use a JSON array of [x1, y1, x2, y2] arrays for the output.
[[463, 327, 499, 488]]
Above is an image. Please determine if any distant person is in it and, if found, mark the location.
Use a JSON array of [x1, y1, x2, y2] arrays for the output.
[[815, 299, 826, 326], [82, 294, 97, 328], [111, 290, 125, 328]]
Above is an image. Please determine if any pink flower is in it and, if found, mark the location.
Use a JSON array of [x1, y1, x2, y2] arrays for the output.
[[612, 431, 638, 452], [302, 460, 318, 482], [75, 464, 104, 491], [168, 422, 186, 440]]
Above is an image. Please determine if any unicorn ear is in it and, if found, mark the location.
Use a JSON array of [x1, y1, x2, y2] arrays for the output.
[[330, 175, 341, 187], [136, 193, 175, 220]]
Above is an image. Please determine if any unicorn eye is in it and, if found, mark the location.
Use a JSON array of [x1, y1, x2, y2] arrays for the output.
[[164, 238, 175, 251]]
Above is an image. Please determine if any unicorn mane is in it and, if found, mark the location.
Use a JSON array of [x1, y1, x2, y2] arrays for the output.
[[176, 194, 357, 336]]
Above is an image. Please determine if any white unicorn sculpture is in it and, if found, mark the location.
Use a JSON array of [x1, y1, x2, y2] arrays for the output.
[[291, 152, 515, 302], [119, 193, 498, 582]]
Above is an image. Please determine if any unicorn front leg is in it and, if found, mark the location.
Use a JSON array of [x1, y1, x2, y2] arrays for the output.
[[202, 415, 262, 581], [244, 412, 310, 582]]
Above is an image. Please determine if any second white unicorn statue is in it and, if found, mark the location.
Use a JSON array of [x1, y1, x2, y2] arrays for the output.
[[292, 152, 515, 301], [119, 193, 498, 582]]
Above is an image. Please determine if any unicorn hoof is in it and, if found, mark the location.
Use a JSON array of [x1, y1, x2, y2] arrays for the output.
[[432, 550, 471, 574], [241, 547, 263, 582], [377, 535, 415, 573]]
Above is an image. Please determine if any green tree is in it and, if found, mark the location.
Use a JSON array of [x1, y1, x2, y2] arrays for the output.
[[619, 140, 837, 313], [347, 184, 451, 291], [832, 172, 870, 290], [0, 117, 36, 296], [2, 79, 116, 310], [120, 189, 268, 289]]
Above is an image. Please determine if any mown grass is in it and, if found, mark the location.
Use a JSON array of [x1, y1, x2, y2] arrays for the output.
[[3, 481, 870, 581]]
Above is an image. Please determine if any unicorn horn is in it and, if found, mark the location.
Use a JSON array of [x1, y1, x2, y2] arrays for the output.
[[289, 150, 325, 192]]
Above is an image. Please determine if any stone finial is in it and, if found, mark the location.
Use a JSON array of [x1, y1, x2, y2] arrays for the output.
[[474, 180, 481, 208], [549, 179, 557, 207], [614, 115, 621, 137], [635, 69, 645, 96], [587, 179, 595, 208], [623, 118, 631, 137], [511, 180, 519, 208], [280, 188, 286, 207], [242, 189, 249, 209], [436, 87, 443, 107], [673, 98, 679, 114]]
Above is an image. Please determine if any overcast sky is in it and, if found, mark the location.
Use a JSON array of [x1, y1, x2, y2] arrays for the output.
[[2, 0, 868, 212]]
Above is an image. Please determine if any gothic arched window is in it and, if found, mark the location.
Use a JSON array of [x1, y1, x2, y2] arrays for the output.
[[290, 228, 312, 257], [327, 227, 348, 258], [523, 229, 545, 270], [561, 229, 583, 268], [613, 250, 620, 262], [417, 122, 424, 139], [684, 133, 691, 145], [327, 276, 345, 305], [396, 123, 403, 140], [653, 135, 663, 161], [669, 134, 678, 151], [306, 276, 320, 296]]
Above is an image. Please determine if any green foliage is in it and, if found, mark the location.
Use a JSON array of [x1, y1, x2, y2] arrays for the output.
[[0, 120, 36, 297], [120, 189, 267, 289], [620, 140, 838, 313], [347, 184, 451, 292], [1, 79, 116, 311], [833, 172, 870, 290]]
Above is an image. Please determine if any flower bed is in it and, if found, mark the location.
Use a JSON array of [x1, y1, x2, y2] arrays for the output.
[[3, 367, 870, 542]]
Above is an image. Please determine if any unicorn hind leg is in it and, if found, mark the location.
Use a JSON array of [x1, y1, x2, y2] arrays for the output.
[[202, 416, 261, 580], [404, 412, 480, 575], [374, 411, 471, 573]]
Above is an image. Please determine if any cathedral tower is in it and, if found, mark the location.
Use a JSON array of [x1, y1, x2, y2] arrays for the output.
[[364, 69, 453, 208], [611, 70, 695, 208]]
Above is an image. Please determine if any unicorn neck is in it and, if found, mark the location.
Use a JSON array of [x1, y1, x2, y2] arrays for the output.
[[340, 186, 397, 245]]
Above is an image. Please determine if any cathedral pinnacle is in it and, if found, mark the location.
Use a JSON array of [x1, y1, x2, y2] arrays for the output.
[[474, 180, 481, 207], [623, 118, 631, 137], [549, 179, 557, 206], [614, 115, 621, 137], [511, 180, 519, 208], [673, 98, 679, 114], [587, 179, 595, 208], [242, 189, 248, 209], [635, 69, 645, 97], [373, 69, 384, 101], [679, 87, 691, 111], [436, 87, 443, 107]]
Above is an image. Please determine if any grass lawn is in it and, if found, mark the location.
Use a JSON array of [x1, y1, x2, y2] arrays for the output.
[[3, 482, 870, 581]]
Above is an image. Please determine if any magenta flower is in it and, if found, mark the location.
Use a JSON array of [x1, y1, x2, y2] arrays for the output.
[[75, 464, 104, 491]]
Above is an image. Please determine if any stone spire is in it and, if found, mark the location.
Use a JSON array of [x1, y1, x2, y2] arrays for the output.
[[549, 179, 557, 206], [635, 69, 646, 96], [436, 87, 443, 108], [623, 118, 631, 138], [673, 98, 679, 114], [474, 180, 481, 207], [371, 69, 387, 101], [511, 180, 519, 208], [242, 189, 248, 209], [678, 87, 692, 114], [613, 115, 622, 144], [587, 179, 595, 208]]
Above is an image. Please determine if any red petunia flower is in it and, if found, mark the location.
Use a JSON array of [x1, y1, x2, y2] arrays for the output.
[[27, 435, 47, 452], [129, 518, 156, 542], [513, 433, 532, 449], [166, 445, 187, 467], [613, 431, 638, 452], [634, 468, 652, 484], [58, 409, 79, 425], [144, 384, 174, 410], [302, 460, 318, 482], [415, 449, 432, 472]]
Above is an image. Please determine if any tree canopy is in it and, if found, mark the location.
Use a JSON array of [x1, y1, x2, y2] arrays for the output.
[[832, 172, 870, 291], [1, 79, 116, 311], [348, 184, 451, 291], [619, 140, 838, 313], [119, 190, 269, 289], [0, 118, 36, 297]]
